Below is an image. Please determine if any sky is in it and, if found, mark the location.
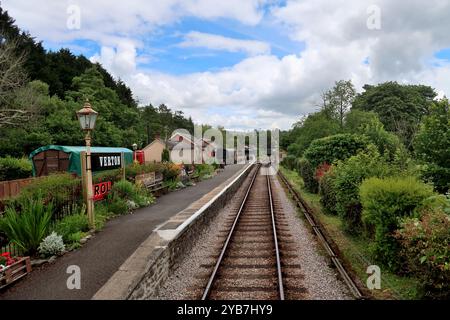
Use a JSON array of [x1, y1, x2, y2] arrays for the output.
[[2, 0, 450, 130]]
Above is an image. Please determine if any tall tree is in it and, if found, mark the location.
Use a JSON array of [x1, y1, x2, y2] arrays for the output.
[[414, 99, 450, 193], [352, 81, 437, 149], [0, 38, 40, 127], [321, 80, 356, 129]]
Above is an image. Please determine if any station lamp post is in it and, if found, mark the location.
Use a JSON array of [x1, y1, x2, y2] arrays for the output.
[[132, 143, 138, 163], [76, 100, 98, 229]]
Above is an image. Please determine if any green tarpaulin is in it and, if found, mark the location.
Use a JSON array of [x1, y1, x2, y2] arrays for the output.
[[29, 145, 133, 176]]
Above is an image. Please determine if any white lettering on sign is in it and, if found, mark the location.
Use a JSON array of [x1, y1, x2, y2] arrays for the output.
[[99, 156, 121, 168]]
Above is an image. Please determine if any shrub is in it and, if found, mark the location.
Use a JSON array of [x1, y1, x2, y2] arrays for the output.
[[0, 196, 53, 255], [319, 168, 338, 215], [106, 196, 129, 216], [163, 163, 181, 181], [109, 180, 154, 208], [0, 157, 32, 181], [38, 232, 65, 257], [281, 155, 297, 171], [162, 148, 170, 162], [395, 209, 450, 299], [110, 180, 136, 199], [93, 169, 121, 184], [195, 164, 215, 179], [333, 146, 393, 234], [360, 118, 403, 160], [303, 133, 368, 168], [18, 173, 81, 215], [51, 210, 89, 243], [297, 158, 318, 193], [360, 176, 435, 271]]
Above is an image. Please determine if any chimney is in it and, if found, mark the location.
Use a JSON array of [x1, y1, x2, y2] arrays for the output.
[[155, 133, 160, 140]]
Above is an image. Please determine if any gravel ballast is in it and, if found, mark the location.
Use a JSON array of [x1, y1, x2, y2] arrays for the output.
[[156, 170, 352, 300]]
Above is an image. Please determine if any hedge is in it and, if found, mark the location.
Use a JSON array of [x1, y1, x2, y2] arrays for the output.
[[360, 176, 435, 271], [319, 168, 338, 215], [303, 133, 368, 169], [297, 158, 318, 193], [0, 157, 33, 181], [332, 146, 393, 234]]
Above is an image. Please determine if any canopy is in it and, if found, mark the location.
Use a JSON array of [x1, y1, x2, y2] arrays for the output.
[[29, 145, 133, 176]]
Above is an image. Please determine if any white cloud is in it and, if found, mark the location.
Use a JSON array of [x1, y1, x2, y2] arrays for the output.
[[179, 31, 270, 56], [2, 0, 450, 130]]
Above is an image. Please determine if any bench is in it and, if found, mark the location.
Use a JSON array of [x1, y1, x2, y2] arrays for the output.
[[135, 172, 167, 195]]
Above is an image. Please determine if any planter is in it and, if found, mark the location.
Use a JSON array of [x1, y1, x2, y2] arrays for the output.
[[0, 256, 32, 290]]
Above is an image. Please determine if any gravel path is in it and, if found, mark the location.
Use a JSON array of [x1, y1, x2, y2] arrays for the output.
[[157, 170, 352, 300]]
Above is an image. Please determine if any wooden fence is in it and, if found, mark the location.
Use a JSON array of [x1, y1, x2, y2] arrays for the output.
[[0, 177, 36, 200]]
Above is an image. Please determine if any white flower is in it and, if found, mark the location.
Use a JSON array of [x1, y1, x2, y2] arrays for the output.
[[38, 232, 65, 257]]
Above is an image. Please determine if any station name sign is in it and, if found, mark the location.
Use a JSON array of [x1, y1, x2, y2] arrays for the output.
[[91, 153, 122, 171], [93, 181, 112, 201]]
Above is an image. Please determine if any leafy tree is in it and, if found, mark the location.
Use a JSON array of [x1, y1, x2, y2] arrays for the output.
[[353, 82, 437, 149], [321, 80, 356, 129], [284, 111, 340, 157], [344, 109, 379, 133], [414, 99, 450, 193]]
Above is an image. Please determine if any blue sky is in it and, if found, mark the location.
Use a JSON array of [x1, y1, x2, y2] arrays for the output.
[[2, 0, 450, 130]]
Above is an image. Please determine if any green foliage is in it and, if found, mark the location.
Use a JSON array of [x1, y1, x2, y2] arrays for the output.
[[344, 109, 379, 133], [93, 168, 121, 184], [0, 196, 53, 255], [51, 211, 89, 244], [396, 208, 450, 299], [353, 82, 437, 149], [109, 180, 154, 208], [297, 158, 318, 193], [283, 111, 341, 157], [303, 133, 368, 168], [321, 80, 356, 129], [0, 156, 32, 180], [18, 173, 81, 212], [333, 146, 394, 234], [280, 155, 297, 171], [162, 148, 170, 162], [105, 196, 129, 216], [195, 164, 216, 180], [414, 99, 450, 193], [359, 118, 404, 160], [360, 176, 435, 271], [110, 180, 135, 200], [319, 168, 338, 215]]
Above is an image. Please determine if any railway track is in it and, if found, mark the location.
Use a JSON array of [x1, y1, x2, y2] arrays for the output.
[[199, 164, 306, 300]]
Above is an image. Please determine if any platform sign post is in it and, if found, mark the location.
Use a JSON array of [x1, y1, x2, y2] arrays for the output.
[[121, 152, 125, 181]]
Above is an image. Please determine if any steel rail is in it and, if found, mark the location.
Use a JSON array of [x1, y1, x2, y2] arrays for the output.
[[201, 163, 260, 300], [266, 172, 285, 300], [277, 170, 363, 299]]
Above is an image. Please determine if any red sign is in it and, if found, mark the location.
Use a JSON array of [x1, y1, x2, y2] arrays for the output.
[[93, 181, 112, 201]]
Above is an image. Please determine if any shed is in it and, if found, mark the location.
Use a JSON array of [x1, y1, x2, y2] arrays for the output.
[[142, 138, 166, 163], [29, 145, 133, 177]]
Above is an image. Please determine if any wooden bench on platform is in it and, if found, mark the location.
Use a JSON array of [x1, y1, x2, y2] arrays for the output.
[[135, 172, 167, 195]]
